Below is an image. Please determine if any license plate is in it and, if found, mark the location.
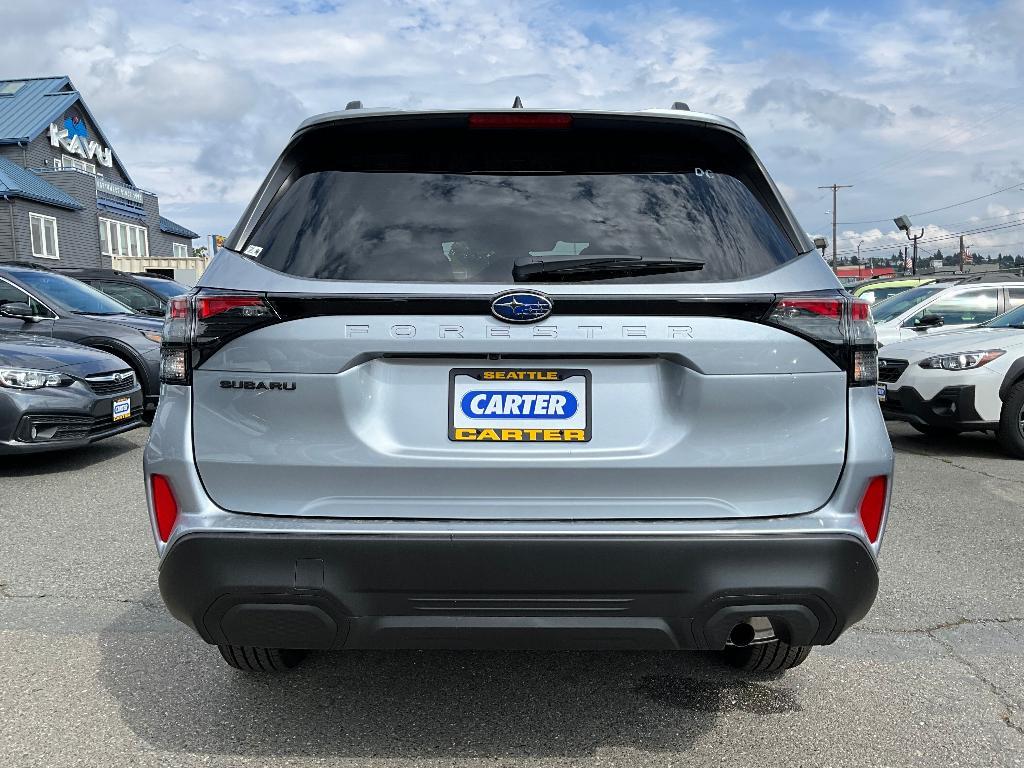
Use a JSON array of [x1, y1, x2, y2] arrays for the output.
[[877, 384, 887, 402], [449, 368, 591, 442], [112, 397, 132, 422]]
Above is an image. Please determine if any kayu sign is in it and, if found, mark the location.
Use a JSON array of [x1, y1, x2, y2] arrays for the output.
[[48, 122, 112, 168]]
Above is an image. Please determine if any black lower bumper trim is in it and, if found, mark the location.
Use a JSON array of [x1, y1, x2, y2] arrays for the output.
[[158, 532, 879, 651], [881, 385, 996, 430]]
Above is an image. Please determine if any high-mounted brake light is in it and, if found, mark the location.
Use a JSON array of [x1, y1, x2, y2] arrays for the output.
[[764, 294, 877, 385], [858, 475, 888, 544], [468, 113, 573, 129], [150, 474, 179, 543]]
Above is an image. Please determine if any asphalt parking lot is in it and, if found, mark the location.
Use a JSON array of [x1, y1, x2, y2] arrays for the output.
[[1, 424, 1022, 768]]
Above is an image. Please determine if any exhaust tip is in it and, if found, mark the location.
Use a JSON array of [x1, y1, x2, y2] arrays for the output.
[[729, 622, 757, 647]]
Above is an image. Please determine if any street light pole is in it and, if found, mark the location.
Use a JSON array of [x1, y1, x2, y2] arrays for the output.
[[894, 215, 924, 276]]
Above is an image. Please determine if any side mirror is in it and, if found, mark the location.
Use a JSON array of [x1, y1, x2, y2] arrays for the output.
[[915, 313, 945, 329], [0, 302, 39, 321]]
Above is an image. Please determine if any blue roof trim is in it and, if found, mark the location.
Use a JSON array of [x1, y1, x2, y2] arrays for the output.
[[159, 216, 199, 240], [0, 156, 83, 210], [97, 197, 147, 220]]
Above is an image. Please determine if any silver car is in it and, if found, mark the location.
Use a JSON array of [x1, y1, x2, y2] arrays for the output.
[[145, 106, 893, 674]]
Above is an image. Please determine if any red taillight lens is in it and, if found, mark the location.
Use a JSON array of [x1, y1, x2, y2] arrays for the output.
[[150, 474, 179, 543], [765, 293, 877, 385], [468, 113, 573, 129], [195, 295, 267, 320], [858, 476, 888, 544], [167, 297, 189, 319], [772, 297, 844, 319]]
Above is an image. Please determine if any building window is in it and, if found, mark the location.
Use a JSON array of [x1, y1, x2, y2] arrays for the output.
[[29, 213, 60, 259], [99, 217, 149, 259], [173, 242, 188, 259], [62, 154, 96, 174]]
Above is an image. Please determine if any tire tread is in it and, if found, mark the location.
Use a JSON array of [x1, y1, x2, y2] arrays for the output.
[[217, 644, 307, 672]]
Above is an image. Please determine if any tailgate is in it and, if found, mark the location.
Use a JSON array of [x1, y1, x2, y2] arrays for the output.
[[191, 312, 847, 520]]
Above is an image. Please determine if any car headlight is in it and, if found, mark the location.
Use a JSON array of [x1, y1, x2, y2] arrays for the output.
[[141, 330, 163, 344], [918, 350, 1005, 370], [0, 368, 71, 389]]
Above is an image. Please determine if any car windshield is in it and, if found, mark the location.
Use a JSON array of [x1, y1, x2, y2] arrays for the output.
[[871, 284, 946, 323], [13, 270, 134, 315], [135, 276, 187, 299], [984, 304, 1024, 328]]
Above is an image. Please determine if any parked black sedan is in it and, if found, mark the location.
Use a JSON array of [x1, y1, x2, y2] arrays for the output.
[[0, 331, 143, 453], [0, 264, 162, 419], [56, 268, 188, 316]]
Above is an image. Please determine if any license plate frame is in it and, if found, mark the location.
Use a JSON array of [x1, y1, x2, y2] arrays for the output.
[[112, 396, 132, 422], [448, 368, 592, 442]]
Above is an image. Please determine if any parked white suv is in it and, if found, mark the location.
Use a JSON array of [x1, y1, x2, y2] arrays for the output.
[[877, 303, 1024, 456], [872, 276, 1024, 347]]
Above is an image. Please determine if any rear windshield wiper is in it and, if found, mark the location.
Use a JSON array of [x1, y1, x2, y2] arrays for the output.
[[512, 254, 705, 282]]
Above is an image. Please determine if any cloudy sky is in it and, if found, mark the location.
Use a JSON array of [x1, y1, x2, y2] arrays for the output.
[[3, 0, 1023, 259]]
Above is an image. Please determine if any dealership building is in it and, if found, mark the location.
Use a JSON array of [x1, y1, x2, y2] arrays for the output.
[[0, 76, 203, 281]]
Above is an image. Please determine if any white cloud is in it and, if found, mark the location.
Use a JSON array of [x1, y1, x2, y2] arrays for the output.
[[1, 0, 1022, 245]]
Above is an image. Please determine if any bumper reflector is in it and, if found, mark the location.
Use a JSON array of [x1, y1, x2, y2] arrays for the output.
[[858, 476, 888, 544], [151, 474, 179, 542]]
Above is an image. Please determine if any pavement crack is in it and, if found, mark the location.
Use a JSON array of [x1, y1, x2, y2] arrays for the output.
[[925, 626, 1024, 738], [854, 617, 1024, 635], [896, 447, 1024, 484]]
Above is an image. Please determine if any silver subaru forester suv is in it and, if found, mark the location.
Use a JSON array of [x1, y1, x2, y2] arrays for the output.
[[145, 106, 893, 674]]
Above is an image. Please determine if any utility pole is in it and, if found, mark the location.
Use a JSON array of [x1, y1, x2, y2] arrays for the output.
[[909, 230, 923, 275], [819, 183, 853, 268], [958, 235, 970, 272]]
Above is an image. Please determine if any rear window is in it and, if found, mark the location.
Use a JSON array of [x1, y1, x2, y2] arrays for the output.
[[240, 116, 804, 284]]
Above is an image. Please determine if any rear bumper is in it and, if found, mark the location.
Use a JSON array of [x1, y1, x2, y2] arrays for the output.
[[880, 384, 997, 431], [159, 531, 878, 651]]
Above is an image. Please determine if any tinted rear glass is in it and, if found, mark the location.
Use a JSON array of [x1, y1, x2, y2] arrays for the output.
[[241, 116, 803, 284]]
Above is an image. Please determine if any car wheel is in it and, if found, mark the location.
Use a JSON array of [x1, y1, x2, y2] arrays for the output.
[[910, 423, 959, 437], [720, 640, 812, 672], [217, 645, 308, 672], [996, 381, 1024, 459]]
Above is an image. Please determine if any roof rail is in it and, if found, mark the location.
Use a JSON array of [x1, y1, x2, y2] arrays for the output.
[[953, 270, 1024, 284]]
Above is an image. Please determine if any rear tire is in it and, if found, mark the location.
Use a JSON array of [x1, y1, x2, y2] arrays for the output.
[[720, 640, 812, 672], [997, 381, 1024, 459], [217, 645, 307, 672], [910, 423, 958, 437]]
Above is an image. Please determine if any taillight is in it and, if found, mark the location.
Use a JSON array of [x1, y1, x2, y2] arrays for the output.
[[159, 291, 279, 385], [858, 475, 888, 544], [765, 293, 877, 385], [150, 474, 179, 543], [468, 113, 573, 129]]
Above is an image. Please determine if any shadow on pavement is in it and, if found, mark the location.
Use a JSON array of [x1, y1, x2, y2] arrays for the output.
[[887, 422, 1010, 461], [98, 598, 801, 760], [0, 434, 141, 477]]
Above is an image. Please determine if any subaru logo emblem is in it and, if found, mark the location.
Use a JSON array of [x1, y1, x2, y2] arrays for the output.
[[490, 291, 553, 323]]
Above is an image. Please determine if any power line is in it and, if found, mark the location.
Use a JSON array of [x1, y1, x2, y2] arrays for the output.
[[844, 92, 1024, 186], [836, 180, 1024, 226], [835, 218, 1024, 256]]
